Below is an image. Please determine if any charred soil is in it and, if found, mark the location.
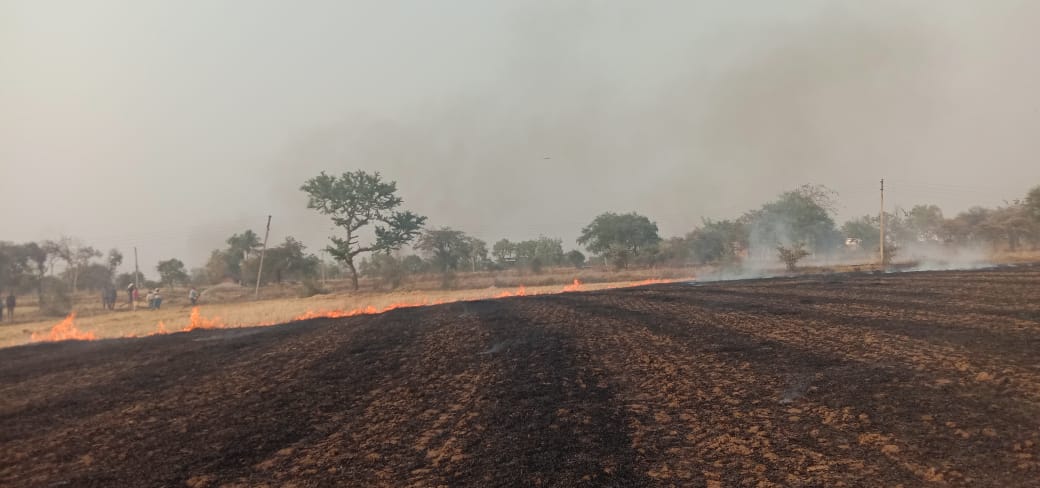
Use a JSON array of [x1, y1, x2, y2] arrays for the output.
[[2, 266, 1040, 487]]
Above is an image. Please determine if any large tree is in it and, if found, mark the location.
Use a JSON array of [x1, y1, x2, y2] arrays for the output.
[[512, 236, 565, 272], [686, 219, 747, 265], [107, 248, 124, 273], [225, 230, 261, 283], [578, 212, 661, 268], [157, 258, 190, 290], [1026, 185, 1040, 223], [744, 185, 842, 255], [20, 242, 48, 302], [416, 228, 473, 288], [492, 239, 517, 265], [905, 204, 945, 242], [245, 237, 320, 284], [841, 215, 881, 252], [0, 242, 31, 294], [464, 237, 489, 272], [301, 171, 426, 290], [39, 236, 100, 289]]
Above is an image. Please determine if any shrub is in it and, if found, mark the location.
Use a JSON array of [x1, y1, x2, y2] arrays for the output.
[[300, 279, 328, 298], [777, 244, 810, 271]]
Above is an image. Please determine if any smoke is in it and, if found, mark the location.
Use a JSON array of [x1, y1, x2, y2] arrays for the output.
[[897, 242, 994, 272], [7, 2, 1040, 268], [266, 2, 948, 255]]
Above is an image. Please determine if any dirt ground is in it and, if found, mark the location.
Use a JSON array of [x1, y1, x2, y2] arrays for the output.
[[2, 265, 1039, 487]]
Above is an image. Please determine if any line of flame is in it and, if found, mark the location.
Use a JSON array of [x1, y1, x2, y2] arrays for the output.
[[28, 277, 690, 343]]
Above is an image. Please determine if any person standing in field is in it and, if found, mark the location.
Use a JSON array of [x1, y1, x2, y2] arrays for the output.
[[153, 289, 162, 309], [188, 287, 199, 306], [145, 289, 155, 310], [132, 286, 139, 311], [5, 292, 14, 320], [103, 286, 116, 310]]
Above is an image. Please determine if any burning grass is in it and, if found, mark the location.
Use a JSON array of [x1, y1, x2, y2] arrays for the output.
[[8, 277, 692, 348]]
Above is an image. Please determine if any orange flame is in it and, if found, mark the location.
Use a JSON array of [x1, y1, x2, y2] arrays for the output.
[[30, 313, 97, 342], [495, 285, 528, 298], [561, 279, 583, 292], [24, 276, 693, 345], [182, 307, 226, 331]]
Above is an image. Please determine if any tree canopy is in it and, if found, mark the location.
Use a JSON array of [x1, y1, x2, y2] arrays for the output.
[[745, 185, 841, 254], [301, 170, 427, 290], [416, 228, 472, 288], [157, 259, 190, 289], [577, 212, 661, 268]]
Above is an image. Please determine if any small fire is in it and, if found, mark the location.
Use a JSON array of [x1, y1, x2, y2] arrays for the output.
[[30, 313, 97, 342], [561, 279, 583, 292], [23, 276, 692, 345], [182, 307, 225, 331], [495, 285, 528, 298]]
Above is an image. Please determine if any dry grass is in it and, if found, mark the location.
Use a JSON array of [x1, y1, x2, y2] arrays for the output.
[[5, 250, 1038, 349], [0, 275, 689, 348]]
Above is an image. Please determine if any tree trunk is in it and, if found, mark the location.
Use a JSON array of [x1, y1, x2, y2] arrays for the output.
[[37, 271, 44, 305], [346, 258, 359, 291]]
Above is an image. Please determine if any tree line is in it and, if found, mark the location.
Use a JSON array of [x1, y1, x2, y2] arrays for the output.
[[297, 172, 1040, 288], [3, 172, 1039, 315]]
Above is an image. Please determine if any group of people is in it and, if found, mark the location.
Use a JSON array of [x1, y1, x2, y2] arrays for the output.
[[0, 292, 15, 321], [0, 284, 200, 320], [123, 283, 200, 310], [126, 284, 163, 310], [145, 289, 163, 310]]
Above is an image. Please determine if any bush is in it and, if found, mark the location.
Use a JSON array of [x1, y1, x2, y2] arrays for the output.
[[565, 250, 585, 269], [777, 244, 810, 271], [529, 257, 544, 274], [363, 253, 408, 290], [300, 279, 328, 298]]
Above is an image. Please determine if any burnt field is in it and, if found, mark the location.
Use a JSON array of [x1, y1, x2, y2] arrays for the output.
[[2, 266, 1040, 487]]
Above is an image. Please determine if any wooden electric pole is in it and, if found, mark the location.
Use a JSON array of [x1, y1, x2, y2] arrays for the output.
[[879, 179, 885, 267], [320, 249, 327, 284], [133, 247, 140, 290], [254, 215, 271, 299]]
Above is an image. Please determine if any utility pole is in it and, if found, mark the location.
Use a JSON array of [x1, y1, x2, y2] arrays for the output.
[[133, 247, 140, 311], [133, 247, 140, 290], [879, 178, 885, 268], [320, 249, 327, 284], [254, 215, 272, 299]]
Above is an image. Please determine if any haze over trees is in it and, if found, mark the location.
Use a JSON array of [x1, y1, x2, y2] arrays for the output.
[[3, 181, 1040, 313], [744, 185, 842, 256]]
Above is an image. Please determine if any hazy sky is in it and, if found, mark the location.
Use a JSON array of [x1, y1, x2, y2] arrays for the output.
[[3, 1, 1040, 275]]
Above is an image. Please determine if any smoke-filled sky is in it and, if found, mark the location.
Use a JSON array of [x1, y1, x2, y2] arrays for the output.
[[3, 1, 1040, 274]]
